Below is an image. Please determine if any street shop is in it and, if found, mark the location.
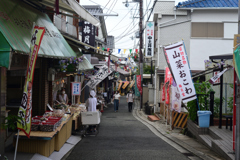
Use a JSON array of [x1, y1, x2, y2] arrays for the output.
[[0, 0, 97, 157]]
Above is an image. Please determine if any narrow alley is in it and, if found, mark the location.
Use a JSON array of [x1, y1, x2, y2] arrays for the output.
[[66, 98, 189, 160]]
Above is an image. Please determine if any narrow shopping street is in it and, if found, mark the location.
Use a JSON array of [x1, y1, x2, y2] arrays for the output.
[[66, 98, 189, 160]]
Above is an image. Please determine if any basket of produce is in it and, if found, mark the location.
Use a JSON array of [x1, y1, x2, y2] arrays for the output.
[[40, 122, 57, 132], [31, 122, 40, 131]]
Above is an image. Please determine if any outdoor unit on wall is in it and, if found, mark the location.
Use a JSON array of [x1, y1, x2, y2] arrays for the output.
[[48, 68, 56, 81]]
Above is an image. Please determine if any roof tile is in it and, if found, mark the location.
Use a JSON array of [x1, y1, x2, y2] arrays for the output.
[[176, 0, 238, 8]]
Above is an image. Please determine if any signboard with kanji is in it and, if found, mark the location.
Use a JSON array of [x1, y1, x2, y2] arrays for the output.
[[82, 21, 95, 52], [145, 21, 154, 57], [164, 41, 196, 103], [71, 82, 81, 95]]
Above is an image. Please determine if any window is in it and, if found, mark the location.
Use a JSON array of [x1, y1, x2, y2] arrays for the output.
[[191, 22, 223, 38]]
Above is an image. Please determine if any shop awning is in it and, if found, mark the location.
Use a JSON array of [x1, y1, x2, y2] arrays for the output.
[[0, 0, 77, 64], [30, 0, 99, 26], [63, 35, 109, 56], [0, 32, 11, 68], [78, 57, 93, 71]]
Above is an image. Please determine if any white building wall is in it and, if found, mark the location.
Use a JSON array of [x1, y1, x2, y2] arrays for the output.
[[224, 23, 238, 38], [159, 21, 191, 70], [190, 39, 233, 70], [191, 10, 238, 22]]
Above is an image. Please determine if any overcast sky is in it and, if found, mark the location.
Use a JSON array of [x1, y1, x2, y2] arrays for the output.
[[80, 0, 183, 56]]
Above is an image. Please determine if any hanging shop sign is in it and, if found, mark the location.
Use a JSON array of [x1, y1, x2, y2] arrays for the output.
[[82, 21, 95, 52], [122, 81, 129, 89], [164, 41, 196, 103], [17, 25, 45, 138], [71, 82, 81, 95], [129, 81, 135, 88], [145, 21, 154, 57], [86, 65, 114, 89], [136, 75, 142, 95], [118, 81, 123, 90], [209, 68, 228, 85]]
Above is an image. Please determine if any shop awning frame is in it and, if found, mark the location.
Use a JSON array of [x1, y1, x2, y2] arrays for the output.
[[63, 35, 109, 56], [24, 0, 100, 26]]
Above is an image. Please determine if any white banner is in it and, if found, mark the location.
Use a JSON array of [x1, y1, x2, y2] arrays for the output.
[[209, 68, 228, 84], [86, 65, 114, 89], [145, 21, 154, 57], [164, 41, 196, 103], [171, 80, 182, 113]]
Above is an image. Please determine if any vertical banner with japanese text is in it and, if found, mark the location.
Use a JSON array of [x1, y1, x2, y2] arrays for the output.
[[145, 21, 154, 57], [17, 26, 45, 138], [136, 75, 142, 95], [72, 82, 81, 95], [134, 75, 140, 97], [82, 21, 95, 52], [164, 41, 196, 103]]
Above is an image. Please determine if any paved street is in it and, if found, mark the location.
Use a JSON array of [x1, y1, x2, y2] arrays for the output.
[[66, 98, 189, 160]]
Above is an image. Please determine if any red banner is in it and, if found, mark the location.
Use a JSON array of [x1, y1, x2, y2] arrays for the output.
[[166, 85, 170, 104], [136, 75, 142, 95], [165, 67, 172, 85], [162, 85, 165, 101]]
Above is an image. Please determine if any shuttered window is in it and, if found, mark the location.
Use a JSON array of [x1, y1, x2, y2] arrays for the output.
[[191, 23, 223, 38]]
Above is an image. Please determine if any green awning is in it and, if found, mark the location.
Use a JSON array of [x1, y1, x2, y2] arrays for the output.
[[0, 0, 76, 59], [0, 32, 11, 68], [78, 57, 93, 71]]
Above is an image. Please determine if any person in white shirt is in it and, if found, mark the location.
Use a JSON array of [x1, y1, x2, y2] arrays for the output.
[[58, 88, 69, 104], [85, 90, 97, 132], [103, 91, 108, 104], [113, 91, 121, 112], [126, 90, 134, 112]]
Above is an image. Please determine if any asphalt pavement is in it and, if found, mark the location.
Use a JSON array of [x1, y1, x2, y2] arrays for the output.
[[65, 97, 190, 160]]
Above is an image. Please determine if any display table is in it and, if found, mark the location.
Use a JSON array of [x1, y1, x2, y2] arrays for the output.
[[14, 114, 73, 157]]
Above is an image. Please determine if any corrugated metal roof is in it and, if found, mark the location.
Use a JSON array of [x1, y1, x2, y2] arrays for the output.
[[0, 0, 76, 58], [176, 0, 238, 8]]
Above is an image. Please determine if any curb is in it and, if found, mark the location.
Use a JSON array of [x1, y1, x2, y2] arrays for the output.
[[133, 108, 216, 160]]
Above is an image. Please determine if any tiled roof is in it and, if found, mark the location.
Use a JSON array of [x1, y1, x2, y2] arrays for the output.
[[176, 0, 238, 8]]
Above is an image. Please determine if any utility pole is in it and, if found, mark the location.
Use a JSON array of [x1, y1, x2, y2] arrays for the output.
[[139, 0, 143, 109]]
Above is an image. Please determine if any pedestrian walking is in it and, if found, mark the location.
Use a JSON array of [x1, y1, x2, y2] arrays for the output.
[[103, 91, 108, 104], [126, 90, 134, 112], [113, 91, 121, 112], [85, 90, 97, 132]]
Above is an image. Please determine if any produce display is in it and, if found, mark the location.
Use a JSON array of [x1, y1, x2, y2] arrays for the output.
[[31, 114, 62, 132]]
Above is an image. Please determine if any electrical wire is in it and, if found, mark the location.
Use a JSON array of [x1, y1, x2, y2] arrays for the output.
[[108, 3, 137, 33], [105, 0, 117, 20], [89, 0, 118, 14]]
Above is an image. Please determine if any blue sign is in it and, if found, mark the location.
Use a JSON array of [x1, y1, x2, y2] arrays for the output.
[[72, 82, 81, 95]]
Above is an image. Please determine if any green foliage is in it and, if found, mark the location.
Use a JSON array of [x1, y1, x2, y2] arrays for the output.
[[227, 84, 234, 113], [214, 97, 225, 118], [143, 64, 155, 74], [2, 115, 22, 131], [186, 78, 214, 121]]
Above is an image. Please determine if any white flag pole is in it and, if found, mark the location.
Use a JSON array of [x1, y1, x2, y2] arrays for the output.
[[14, 130, 19, 160]]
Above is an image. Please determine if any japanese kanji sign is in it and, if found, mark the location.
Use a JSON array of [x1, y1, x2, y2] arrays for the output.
[[145, 21, 154, 57], [82, 21, 95, 52], [17, 25, 45, 138], [209, 68, 228, 85], [164, 41, 196, 103], [86, 65, 114, 89], [71, 82, 81, 95]]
